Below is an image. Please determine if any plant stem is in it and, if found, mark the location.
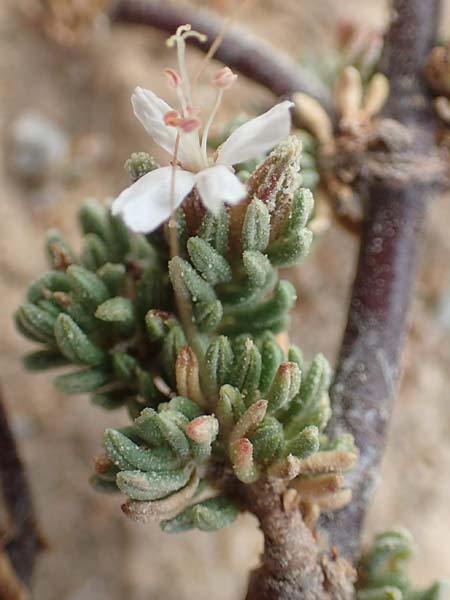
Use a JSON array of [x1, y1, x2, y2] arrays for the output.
[[110, 0, 335, 118], [0, 383, 43, 588], [324, 0, 442, 559], [243, 479, 355, 600]]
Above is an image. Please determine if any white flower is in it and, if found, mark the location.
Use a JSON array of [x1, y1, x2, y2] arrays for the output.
[[112, 26, 293, 234]]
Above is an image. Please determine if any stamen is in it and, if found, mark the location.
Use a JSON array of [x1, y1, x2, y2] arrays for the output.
[[164, 68, 182, 89], [164, 110, 181, 127], [212, 67, 238, 89], [187, 105, 201, 117], [201, 88, 224, 162], [166, 24, 207, 112], [180, 117, 201, 134]]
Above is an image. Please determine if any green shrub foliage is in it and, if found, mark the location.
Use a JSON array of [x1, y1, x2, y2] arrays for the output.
[[16, 136, 357, 533], [357, 529, 450, 600]]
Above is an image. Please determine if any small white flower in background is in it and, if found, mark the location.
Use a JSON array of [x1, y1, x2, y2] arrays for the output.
[[112, 24, 293, 234]]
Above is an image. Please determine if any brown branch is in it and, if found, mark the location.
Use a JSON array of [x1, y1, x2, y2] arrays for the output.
[[323, 0, 442, 559], [242, 479, 355, 600], [0, 382, 43, 589], [110, 0, 335, 118]]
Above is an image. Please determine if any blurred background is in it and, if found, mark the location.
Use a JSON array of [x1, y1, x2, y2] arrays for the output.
[[1, 1, 450, 598]]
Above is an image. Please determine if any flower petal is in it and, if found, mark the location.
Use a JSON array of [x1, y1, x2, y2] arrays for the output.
[[216, 100, 294, 166], [112, 166, 196, 233], [132, 87, 179, 158], [195, 165, 247, 215]]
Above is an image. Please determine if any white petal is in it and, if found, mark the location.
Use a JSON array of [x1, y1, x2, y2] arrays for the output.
[[112, 166, 196, 233], [216, 100, 294, 166], [132, 87, 178, 158], [195, 165, 247, 215]]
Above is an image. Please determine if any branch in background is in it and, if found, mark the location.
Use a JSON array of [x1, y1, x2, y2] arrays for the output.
[[0, 383, 43, 589], [324, 0, 441, 559], [110, 0, 335, 118]]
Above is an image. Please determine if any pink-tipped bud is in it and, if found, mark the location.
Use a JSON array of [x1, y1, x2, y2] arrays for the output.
[[164, 68, 182, 89], [186, 416, 219, 444], [179, 117, 201, 133], [163, 110, 181, 127], [233, 438, 253, 464], [212, 67, 237, 89], [230, 438, 259, 483]]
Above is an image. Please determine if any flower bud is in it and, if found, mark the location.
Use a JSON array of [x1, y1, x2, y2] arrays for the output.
[[186, 415, 219, 444], [175, 346, 207, 409], [230, 438, 259, 483], [229, 399, 268, 444], [267, 361, 301, 413]]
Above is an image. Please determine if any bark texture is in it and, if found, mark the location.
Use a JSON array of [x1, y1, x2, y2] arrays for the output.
[[244, 479, 355, 600], [324, 0, 442, 559]]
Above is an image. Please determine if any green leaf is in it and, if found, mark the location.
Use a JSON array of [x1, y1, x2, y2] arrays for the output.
[[298, 353, 332, 413], [157, 412, 190, 457], [250, 416, 284, 461], [66, 265, 110, 310], [134, 408, 165, 446], [125, 152, 159, 182], [230, 336, 261, 399], [136, 368, 162, 403], [54, 366, 111, 394], [205, 336, 233, 391], [198, 208, 229, 256], [285, 425, 319, 459], [221, 281, 296, 335], [191, 496, 238, 531], [27, 271, 71, 303], [187, 237, 232, 285], [54, 314, 106, 365], [91, 391, 127, 411], [159, 396, 202, 421], [103, 429, 184, 472], [136, 266, 167, 318], [45, 229, 75, 270], [287, 345, 304, 371], [15, 303, 57, 344], [242, 199, 271, 252], [145, 309, 170, 342], [284, 188, 314, 234], [112, 351, 138, 382], [259, 336, 285, 395], [81, 233, 110, 271], [267, 361, 301, 413], [116, 466, 192, 501], [267, 228, 313, 267], [357, 587, 402, 600], [22, 349, 69, 371], [242, 250, 274, 289], [169, 256, 216, 304], [96, 263, 126, 296], [193, 298, 223, 332], [95, 297, 136, 328], [161, 325, 187, 384], [78, 199, 114, 248]]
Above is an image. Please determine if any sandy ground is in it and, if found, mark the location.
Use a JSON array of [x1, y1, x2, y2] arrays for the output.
[[1, 1, 449, 598]]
